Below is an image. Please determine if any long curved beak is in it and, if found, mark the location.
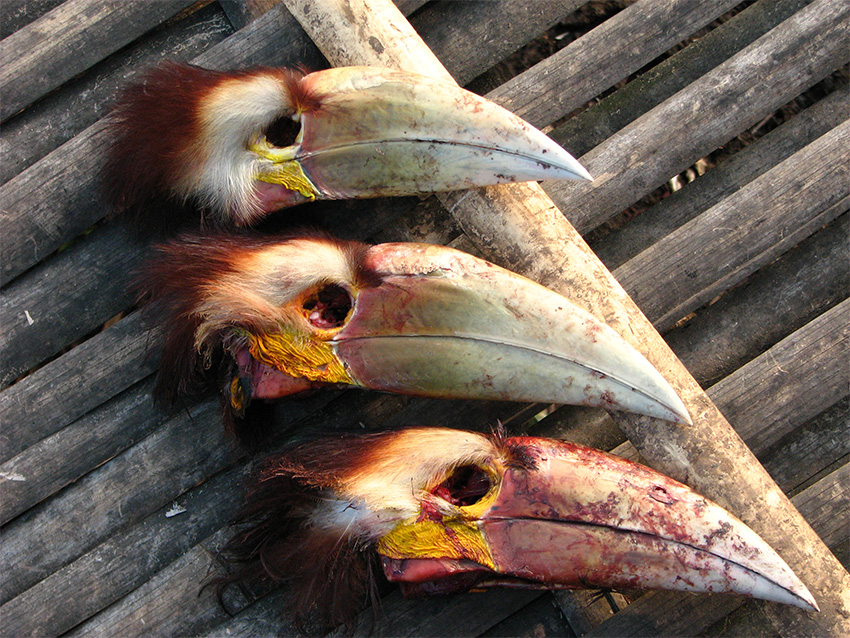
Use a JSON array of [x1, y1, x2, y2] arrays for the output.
[[251, 66, 590, 202], [334, 243, 690, 425], [378, 438, 818, 611]]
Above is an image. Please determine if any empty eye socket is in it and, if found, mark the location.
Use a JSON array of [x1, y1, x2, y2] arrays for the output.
[[265, 115, 300, 148], [302, 284, 353, 330], [433, 465, 493, 507]]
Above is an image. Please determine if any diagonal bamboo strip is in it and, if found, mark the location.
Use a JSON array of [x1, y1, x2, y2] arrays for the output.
[[283, 0, 849, 634]]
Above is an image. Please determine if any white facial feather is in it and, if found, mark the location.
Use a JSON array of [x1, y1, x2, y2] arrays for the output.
[[187, 74, 294, 222], [193, 239, 357, 349], [312, 429, 503, 542]]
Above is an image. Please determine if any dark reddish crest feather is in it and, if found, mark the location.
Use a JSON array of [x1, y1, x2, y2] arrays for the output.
[[105, 63, 220, 215], [282, 65, 324, 115], [137, 231, 247, 404], [214, 439, 388, 629]]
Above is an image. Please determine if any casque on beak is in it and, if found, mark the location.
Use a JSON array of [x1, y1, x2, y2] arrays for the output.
[[223, 240, 690, 425], [249, 66, 591, 212], [376, 434, 818, 612]]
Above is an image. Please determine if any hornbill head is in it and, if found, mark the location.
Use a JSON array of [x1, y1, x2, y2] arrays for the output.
[[141, 232, 690, 428], [221, 428, 817, 626], [105, 63, 590, 226]]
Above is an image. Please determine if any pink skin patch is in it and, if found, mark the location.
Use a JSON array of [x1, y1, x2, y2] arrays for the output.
[[252, 181, 314, 219], [234, 348, 316, 398]]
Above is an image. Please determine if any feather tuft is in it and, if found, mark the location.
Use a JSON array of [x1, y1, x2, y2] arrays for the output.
[[105, 62, 318, 226], [136, 231, 373, 437]]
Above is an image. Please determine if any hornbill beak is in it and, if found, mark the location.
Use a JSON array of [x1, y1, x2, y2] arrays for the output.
[[107, 64, 590, 226], [144, 234, 690, 426], [221, 428, 817, 627]]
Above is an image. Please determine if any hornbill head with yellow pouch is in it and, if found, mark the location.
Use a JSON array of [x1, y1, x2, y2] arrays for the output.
[[219, 427, 817, 626], [142, 232, 690, 429], [106, 63, 590, 226]]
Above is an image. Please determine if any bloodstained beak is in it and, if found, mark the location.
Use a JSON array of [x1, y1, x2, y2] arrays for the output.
[[249, 66, 590, 208], [377, 437, 818, 612], [331, 243, 690, 425]]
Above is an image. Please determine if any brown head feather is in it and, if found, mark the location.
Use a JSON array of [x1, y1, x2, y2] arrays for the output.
[[215, 447, 380, 629], [215, 428, 520, 626], [105, 62, 319, 227], [105, 63, 219, 218], [137, 231, 373, 436]]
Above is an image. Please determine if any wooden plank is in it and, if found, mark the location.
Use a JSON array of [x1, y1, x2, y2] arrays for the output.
[[585, 464, 850, 637], [614, 120, 849, 330], [412, 0, 584, 86], [0, 467, 246, 638], [487, 0, 740, 129], [594, 84, 850, 270], [791, 463, 850, 550], [663, 212, 848, 387], [0, 399, 232, 604], [0, 312, 158, 462], [0, 223, 143, 387], [764, 397, 849, 496], [544, 0, 850, 235], [0, 0, 197, 122], [0, 0, 64, 39], [554, 590, 631, 636], [710, 299, 849, 456], [345, 588, 542, 637], [480, 594, 574, 638], [219, 0, 427, 31], [66, 530, 250, 638], [551, 0, 812, 161], [0, 378, 161, 526], [200, 589, 299, 638], [0, 1, 234, 186], [702, 602, 782, 638]]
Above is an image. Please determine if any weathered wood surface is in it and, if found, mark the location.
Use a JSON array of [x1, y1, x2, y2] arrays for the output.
[[546, 0, 849, 234], [0, 1, 234, 185], [1, 0, 848, 636], [0, 0, 197, 122]]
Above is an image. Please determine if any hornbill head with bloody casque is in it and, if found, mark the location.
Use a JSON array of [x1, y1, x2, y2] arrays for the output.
[[219, 427, 817, 626], [141, 232, 691, 430], [105, 62, 590, 227]]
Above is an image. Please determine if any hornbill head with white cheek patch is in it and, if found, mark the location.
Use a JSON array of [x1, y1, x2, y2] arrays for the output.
[[218, 427, 817, 627], [105, 63, 591, 227], [139, 232, 691, 432]]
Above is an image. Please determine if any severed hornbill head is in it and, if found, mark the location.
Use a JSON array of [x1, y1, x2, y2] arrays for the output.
[[141, 232, 691, 428], [220, 428, 817, 626], [105, 62, 590, 226]]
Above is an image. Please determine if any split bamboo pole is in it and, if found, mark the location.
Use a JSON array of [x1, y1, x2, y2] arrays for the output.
[[283, 0, 849, 634]]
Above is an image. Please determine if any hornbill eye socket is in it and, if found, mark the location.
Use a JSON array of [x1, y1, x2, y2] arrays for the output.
[[433, 465, 494, 507], [302, 284, 353, 329], [265, 115, 301, 148]]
